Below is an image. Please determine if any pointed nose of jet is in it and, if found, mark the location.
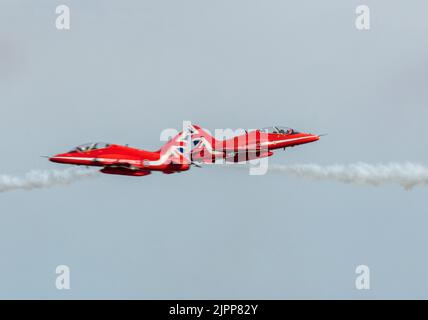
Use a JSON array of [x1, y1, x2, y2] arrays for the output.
[[316, 133, 328, 141], [49, 153, 70, 163], [49, 155, 61, 163], [306, 134, 320, 142]]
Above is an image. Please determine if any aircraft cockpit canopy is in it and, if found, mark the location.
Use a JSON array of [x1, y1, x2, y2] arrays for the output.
[[260, 126, 299, 135], [71, 142, 111, 152]]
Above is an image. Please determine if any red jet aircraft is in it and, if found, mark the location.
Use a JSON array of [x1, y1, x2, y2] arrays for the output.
[[188, 124, 321, 163], [49, 131, 192, 176], [49, 124, 321, 176]]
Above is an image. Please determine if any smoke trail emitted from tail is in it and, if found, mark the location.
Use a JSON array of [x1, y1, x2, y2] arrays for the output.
[[0, 168, 98, 193], [268, 162, 428, 190]]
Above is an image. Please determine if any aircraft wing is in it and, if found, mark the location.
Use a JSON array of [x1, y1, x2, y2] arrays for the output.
[[224, 150, 274, 163], [100, 163, 151, 176]]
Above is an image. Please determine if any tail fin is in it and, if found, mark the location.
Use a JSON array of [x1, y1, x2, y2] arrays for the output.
[[158, 130, 191, 165], [188, 124, 224, 163], [158, 124, 223, 164]]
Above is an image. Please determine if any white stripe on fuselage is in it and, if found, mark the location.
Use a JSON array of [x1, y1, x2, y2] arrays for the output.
[[263, 135, 316, 146], [51, 153, 178, 167], [220, 136, 316, 151], [51, 156, 142, 165], [53, 143, 188, 168]]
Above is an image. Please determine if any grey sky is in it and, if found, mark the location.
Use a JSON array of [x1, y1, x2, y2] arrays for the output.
[[0, 0, 427, 298]]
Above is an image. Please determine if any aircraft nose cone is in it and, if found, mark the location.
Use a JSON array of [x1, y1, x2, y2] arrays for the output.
[[49, 155, 60, 163], [306, 134, 320, 142], [49, 153, 68, 163]]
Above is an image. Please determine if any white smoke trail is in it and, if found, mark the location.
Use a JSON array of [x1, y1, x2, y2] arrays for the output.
[[267, 162, 428, 190], [0, 167, 99, 193]]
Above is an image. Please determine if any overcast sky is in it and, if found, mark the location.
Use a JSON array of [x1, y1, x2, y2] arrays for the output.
[[0, 0, 428, 299]]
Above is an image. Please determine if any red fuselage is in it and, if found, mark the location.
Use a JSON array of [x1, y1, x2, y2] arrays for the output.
[[50, 143, 190, 176], [189, 125, 320, 163]]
